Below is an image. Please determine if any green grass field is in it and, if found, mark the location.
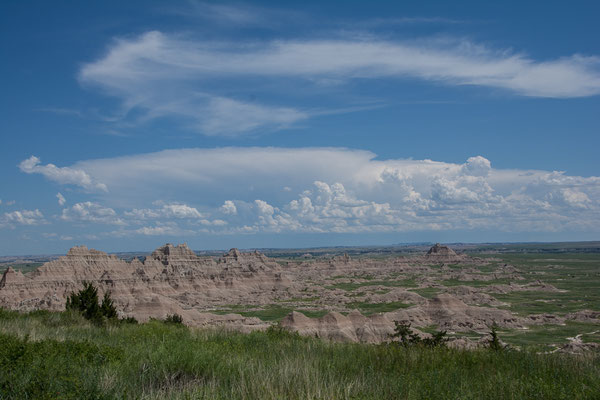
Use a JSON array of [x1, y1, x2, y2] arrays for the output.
[[1, 309, 599, 400]]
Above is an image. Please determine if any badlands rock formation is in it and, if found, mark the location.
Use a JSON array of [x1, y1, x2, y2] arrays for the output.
[[281, 310, 395, 343], [1, 243, 573, 345], [0, 243, 289, 330], [281, 293, 522, 342], [425, 243, 467, 262], [388, 293, 521, 331]]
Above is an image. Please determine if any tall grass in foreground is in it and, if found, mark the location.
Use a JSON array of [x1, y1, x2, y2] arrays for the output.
[[1, 309, 599, 399]]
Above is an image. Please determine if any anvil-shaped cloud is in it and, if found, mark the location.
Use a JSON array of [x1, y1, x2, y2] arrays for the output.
[[18, 147, 600, 236]]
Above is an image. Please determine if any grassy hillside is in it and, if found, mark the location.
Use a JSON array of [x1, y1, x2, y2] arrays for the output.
[[1, 309, 599, 399]]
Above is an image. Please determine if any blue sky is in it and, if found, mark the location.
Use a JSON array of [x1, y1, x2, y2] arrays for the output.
[[1, 1, 599, 255]]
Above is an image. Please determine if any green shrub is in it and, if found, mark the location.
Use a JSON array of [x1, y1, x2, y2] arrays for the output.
[[393, 321, 447, 348], [164, 313, 183, 324], [120, 316, 138, 324], [422, 329, 449, 348], [100, 291, 117, 319], [393, 320, 418, 346], [487, 323, 507, 351], [265, 324, 300, 340], [66, 282, 117, 323]]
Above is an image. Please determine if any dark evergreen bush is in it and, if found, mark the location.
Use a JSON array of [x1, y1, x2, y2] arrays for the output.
[[422, 329, 449, 348], [100, 291, 117, 319], [66, 282, 117, 323], [487, 323, 506, 351], [393, 321, 447, 348], [164, 314, 184, 324], [120, 316, 138, 324]]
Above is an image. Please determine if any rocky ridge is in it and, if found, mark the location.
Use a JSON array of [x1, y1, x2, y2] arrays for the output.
[[0, 243, 289, 330], [0, 243, 583, 346]]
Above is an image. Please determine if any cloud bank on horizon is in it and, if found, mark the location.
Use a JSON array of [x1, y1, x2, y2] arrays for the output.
[[5, 148, 598, 239]]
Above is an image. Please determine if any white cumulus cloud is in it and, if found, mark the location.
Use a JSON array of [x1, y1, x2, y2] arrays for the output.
[[125, 202, 205, 220], [61, 202, 125, 225], [19, 156, 108, 192], [220, 200, 237, 215], [56, 192, 66, 206], [2, 209, 46, 226]]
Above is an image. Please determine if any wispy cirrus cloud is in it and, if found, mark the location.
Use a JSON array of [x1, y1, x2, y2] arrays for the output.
[[78, 31, 600, 136], [165, 1, 305, 28], [169, 1, 265, 26], [200, 97, 308, 136], [36, 107, 84, 118]]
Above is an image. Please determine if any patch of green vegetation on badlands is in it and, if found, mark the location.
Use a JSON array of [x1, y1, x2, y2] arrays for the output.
[[1, 262, 43, 274], [467, 252, 600, 349], [1, 308, 599, 400], [278, 296, 320, 303], [212, 304, 329, 321], [408, 287, 441, 299], [331, 273, 376, 280], [474, 262, 502, 273], [498, 321, 600, 349], [418, 324, 445, 335], [491, 253, 600, 314], [347, 301, 410, 315], [494, 291, 591, 315], [440, 278, 514, 287], [443, 263, 466, 270], [325, 278, 417, 291]]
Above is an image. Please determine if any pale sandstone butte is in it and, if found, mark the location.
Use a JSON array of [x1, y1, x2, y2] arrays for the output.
[[427, 243, 458, 256], [280, 293, 522, 343], [385, 293, 521, 331], [280, 310, 395, 343], [424, 243, 466, 262], [0, 243, 290, 331]]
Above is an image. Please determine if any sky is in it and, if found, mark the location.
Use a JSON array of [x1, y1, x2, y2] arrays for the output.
[[1, 1, 599, 255]]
